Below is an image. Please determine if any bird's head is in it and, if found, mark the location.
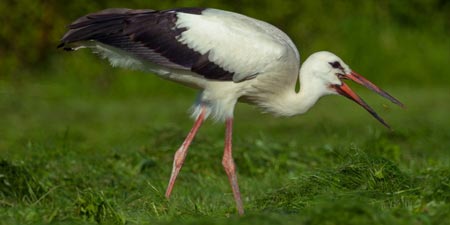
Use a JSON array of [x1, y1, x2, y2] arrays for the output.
[[301, 51, 404, 128]]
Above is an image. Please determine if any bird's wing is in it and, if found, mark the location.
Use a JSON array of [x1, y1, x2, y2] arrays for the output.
[[59, 8, 292, 82]]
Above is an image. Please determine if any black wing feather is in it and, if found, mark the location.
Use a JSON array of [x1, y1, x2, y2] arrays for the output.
[[59, 8, 235, 81]]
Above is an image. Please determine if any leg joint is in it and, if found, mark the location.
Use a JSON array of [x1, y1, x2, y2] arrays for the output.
[[222, 153, 236, 174]]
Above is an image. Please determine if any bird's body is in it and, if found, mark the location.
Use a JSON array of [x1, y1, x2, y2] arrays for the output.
[[61, 8, 302, 120], [59, 7, 403, 215]]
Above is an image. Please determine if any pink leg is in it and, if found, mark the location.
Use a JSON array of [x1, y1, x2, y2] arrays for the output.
[[222, 118, 244, 215], [165, 107, 206, 199]]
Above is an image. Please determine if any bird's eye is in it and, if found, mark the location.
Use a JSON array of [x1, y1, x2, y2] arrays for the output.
[[329, 61, 341, 69]]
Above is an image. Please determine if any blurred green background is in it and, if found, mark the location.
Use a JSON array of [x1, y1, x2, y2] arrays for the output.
[[1, 0, 450, 224], [1, 0, 449, 86]]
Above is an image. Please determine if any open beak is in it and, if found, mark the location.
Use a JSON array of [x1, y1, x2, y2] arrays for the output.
[[333, 71, 404, 129]]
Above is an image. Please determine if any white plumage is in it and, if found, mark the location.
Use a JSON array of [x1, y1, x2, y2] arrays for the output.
[[59, 7, 403, 215], [176, 9, 298, 81]]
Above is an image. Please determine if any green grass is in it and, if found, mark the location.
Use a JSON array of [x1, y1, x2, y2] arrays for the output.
[[0, 54, 449, 224]]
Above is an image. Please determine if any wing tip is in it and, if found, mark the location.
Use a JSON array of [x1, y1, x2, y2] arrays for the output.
[[57, 42, 73, 51]]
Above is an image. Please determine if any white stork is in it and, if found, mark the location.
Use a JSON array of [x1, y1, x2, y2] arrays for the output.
[[58, 7, 403, 215]]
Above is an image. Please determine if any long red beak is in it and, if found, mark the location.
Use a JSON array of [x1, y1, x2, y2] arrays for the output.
[[333, 71, 404, 129]]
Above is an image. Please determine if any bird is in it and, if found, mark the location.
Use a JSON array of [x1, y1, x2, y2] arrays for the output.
[[58, 7, 404, 215]]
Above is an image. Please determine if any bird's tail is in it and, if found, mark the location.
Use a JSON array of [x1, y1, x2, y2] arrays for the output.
[[57, 8, 155, 50]]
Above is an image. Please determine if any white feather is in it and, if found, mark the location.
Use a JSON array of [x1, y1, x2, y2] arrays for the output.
[[176, 9, 299, 82]]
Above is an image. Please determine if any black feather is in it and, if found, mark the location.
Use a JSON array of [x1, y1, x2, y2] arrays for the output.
[[59, 8, 235, 81]]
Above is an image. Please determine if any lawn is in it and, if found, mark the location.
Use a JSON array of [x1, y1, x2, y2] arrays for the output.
[[0, 53, 449, 224]]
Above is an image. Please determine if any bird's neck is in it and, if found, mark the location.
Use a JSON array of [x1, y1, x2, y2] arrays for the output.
[[264, 70, 325, 117]]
